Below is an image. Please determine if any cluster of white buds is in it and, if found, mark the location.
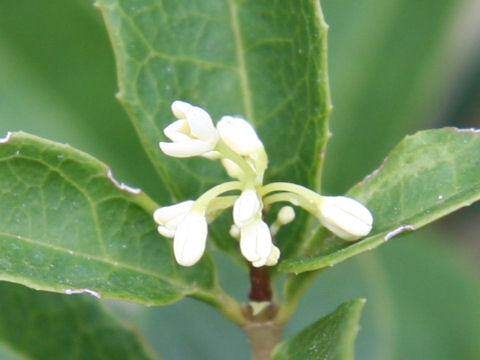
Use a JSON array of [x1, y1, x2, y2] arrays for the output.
[[154, 101, 374, 267]]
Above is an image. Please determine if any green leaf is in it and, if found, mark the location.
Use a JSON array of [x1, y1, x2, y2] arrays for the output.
[[322, 0, 461, 193], [0, 282, 158, 360], [97, 0, 330, 196], [280, 127, 480, 273], [0, 132, 226, 307], [271, 299, 365, 360]]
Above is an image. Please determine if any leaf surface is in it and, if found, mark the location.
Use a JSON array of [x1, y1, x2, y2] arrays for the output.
[[271, 299, 365, 360], [0, 132, 223, 306], [97, 0, 331, 257], [281, 128, 480, 272], [0, 282, 158, 360]]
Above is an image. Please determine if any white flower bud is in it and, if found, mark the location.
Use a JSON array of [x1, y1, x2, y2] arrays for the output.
[[153, 200, 195, 238], [173, 212, 208, 267], [159, 101, 219, 158], [229, 224, 241, 239], [221, 158, 244, 179], [240, 220, 273, 266], [263, 245, 280, 267], [217, 116, 264, 155], [233, 189, 261, 227], [317, 196, 373, 241], [277, 206, 295, 225], [202, 150, 221, 160]]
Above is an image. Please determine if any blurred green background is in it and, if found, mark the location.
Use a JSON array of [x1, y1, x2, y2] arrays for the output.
[[0, 0, 480, 359]]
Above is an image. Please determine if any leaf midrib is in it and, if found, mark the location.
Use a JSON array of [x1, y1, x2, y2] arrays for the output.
[[228, 0, 254, 123]]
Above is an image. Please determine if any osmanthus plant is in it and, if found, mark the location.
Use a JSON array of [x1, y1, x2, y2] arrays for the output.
[[0, 1, 480, 360]]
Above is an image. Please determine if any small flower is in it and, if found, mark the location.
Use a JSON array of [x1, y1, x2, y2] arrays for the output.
[[159, 101, 219, 158], [217, 116, 264, 156], [240, 219, 273, 267], [153, 200, 195, 238], [233, 189, 261, 227], [317, 196, 373, 241], [173, 212, 208, 267]]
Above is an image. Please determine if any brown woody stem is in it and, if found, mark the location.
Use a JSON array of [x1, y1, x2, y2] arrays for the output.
[[248, 263, 272, 301]]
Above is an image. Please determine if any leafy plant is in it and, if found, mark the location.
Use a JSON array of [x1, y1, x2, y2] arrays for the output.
[[0, 0, 479, 359]]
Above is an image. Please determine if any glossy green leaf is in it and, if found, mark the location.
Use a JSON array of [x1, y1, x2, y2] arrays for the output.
[[0, 132, 225, 307], [271, 299, 365, 360], [0, 282, 158, 360], [97, 0, 330, 195], [280, 128, 480, 273], [322, 0, 461, 193]]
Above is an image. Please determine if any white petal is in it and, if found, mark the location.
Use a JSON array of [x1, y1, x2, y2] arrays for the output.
[[157, 226, 175, 238], [254, 221, 273, 259], [318, 196, 373, 241], [265, 245, 280, 266], [252, 258, 267, 268], [240, 223, 260, 262], [221, 158, 244, 179], [173, 213, 208, 267], [202, 151, 221, 160], [171, 100, 192, 119], [167, 101, 219, 149], [153, 200, 194, 225], [217, 116, 263, 155], [163, 120, 190, 142], [239, 220, 272, 263], [186, 106, 218, 142], [159, 139, 214, 158], [233, 190, 261, 226]]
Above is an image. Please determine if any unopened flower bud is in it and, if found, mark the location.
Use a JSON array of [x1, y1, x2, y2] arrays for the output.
[[317, 196, 373, 241], [277, 206, 295, 225], [233, 189, 261, 227], [217, 116, 264, 155], [173, 212, 208, 266], [240, 220, 273, 266], [229, 224, 241, 239], [221, 158, 244, 179]]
